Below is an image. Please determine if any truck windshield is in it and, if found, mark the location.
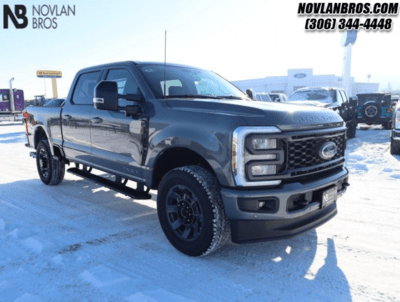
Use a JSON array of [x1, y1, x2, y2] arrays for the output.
[[289, 90, 336, 103], [137, 64, 246, 100]]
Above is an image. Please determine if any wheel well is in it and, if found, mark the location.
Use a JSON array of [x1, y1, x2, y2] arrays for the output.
[[34, 127, 48, 149], [152, 148, 216, 190]]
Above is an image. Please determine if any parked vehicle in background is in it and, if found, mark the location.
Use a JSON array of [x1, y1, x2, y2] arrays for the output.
[[24, 61, 350, 256], [0, 88, 25, 122], [288, 87, 358, 139], [253, 92, 272, 102], [25, 95, 49, 107], [356, 93, 393, 129], [268, 93, 288, 102], [391, 102, 400, 155]]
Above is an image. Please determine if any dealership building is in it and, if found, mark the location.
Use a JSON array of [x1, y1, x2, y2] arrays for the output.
[[232, 68, 379, 97]]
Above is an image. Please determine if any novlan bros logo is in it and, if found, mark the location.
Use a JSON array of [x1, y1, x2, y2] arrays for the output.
[[2, 4, 75, 29], [3, 5, 28, 29]]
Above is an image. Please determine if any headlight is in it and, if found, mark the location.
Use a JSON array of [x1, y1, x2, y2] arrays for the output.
[[251, 164, 277, 176], [252, 138, 277, 150], [232, 126, 283, 187]]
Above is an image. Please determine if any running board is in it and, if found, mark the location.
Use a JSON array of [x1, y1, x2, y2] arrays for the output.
[[67, 168, 151, 200]]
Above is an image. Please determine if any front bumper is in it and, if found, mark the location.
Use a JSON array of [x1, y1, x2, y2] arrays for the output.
[[221, 167, 349, 243]]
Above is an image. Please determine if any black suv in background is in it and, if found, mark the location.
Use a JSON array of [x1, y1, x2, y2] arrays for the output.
[[288, 87, 358, 139]]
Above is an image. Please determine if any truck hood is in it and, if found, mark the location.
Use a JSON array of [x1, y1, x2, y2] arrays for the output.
[[166, 99, 343, 131]]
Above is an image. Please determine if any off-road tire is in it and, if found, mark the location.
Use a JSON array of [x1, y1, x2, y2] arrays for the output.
[[36, 140, 65, 185], [361, 103, 381, 124], [157, 166, 230, 257], [390, 138, 400, 155]]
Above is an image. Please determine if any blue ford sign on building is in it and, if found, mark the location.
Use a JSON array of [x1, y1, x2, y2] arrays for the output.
[[294, 73, 307, 79]]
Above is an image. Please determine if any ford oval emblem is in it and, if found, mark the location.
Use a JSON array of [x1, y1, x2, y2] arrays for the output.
[[319, 142, 337, 160], [294, 73, 306, 79]]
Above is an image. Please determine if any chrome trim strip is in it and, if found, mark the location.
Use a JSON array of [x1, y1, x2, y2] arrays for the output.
[[233, 126, 282, 187], [93, 97, 104, 104]]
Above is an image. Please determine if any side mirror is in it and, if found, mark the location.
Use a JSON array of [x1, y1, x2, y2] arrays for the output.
[[93, 81, 119, 111], [349, 96, 358, 107], [246, 89, 254, 99]]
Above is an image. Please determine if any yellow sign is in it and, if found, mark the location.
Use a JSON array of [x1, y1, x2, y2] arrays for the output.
[[36, 70, 62, 78]]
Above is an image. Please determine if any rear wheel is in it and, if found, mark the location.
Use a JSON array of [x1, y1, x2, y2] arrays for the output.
[[36, 140, 65, 185], [157, 166, 230, 256]]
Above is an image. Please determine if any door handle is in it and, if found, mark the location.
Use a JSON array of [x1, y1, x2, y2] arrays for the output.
[[91, 117, 103, 124], [63, 114, 72, 124]]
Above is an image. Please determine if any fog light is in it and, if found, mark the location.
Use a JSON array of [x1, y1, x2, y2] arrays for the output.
[[251, 165, 276, 176], [252, 138, 277, 150], [259, 201, 265, 208]]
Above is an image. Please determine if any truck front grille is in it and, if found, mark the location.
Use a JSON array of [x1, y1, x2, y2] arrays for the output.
[[287, 132, 345, 170]]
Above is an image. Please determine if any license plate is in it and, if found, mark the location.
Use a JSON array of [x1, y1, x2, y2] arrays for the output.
[[322, 186, 337, 208]]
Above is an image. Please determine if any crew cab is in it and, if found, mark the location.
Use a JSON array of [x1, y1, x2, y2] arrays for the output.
[[288, 87, 358, 139], [24, 61, 350, 256]]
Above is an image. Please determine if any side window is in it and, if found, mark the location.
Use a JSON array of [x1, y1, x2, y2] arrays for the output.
[[340, 90, 349, 103], [106, 69, 140, 107], [1, 94, 9, 102], [72, 71, 101, 105], [336, 90, 343, 106]]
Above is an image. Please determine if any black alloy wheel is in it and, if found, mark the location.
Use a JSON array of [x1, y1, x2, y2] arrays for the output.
[[36, 140, 65, 185], [157, 166, 230, 257], [165, 184, 204, 242]]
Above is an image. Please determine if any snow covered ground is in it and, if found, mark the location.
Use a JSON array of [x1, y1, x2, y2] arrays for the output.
[[0, 122, 399, 302]]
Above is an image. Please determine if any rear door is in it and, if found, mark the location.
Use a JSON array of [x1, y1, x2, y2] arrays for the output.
[[89, 68, 144, 182], [62, 71, 102, 161]]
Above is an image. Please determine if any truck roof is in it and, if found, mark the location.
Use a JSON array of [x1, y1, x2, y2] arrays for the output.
[[78, 61, 204, 73]]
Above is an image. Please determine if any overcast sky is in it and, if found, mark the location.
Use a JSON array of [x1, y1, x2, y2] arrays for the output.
[[1, 0, 399, 99]]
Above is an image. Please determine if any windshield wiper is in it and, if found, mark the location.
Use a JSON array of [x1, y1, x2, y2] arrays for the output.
[[215, 95, 243, 100], [165, 94, 219, 99]]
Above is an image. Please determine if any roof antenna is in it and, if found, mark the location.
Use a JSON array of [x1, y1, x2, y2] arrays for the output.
[[164, 30, 167, 99]]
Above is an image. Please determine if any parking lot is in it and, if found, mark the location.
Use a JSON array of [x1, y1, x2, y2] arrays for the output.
[[0, 122, 399, 302]]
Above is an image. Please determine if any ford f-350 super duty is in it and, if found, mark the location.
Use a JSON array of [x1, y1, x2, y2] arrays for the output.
[[24, 61, 349, 256]]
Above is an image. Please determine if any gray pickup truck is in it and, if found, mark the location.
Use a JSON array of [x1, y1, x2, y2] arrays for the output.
[[24, 61, 349, 256]]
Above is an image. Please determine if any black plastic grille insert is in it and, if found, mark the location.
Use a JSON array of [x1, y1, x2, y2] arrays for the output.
[[287, 133, 345, 170]]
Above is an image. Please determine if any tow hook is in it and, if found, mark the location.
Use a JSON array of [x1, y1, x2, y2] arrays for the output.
[[30, 152, 36, 159]]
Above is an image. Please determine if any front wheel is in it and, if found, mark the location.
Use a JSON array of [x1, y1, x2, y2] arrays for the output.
[[157, 166, 230, 257], [36, 140, 65, 185]]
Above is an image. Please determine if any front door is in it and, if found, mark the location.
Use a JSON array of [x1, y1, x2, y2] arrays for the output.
[[89, 68, 144, 182], [62, 71, 102, 162]]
